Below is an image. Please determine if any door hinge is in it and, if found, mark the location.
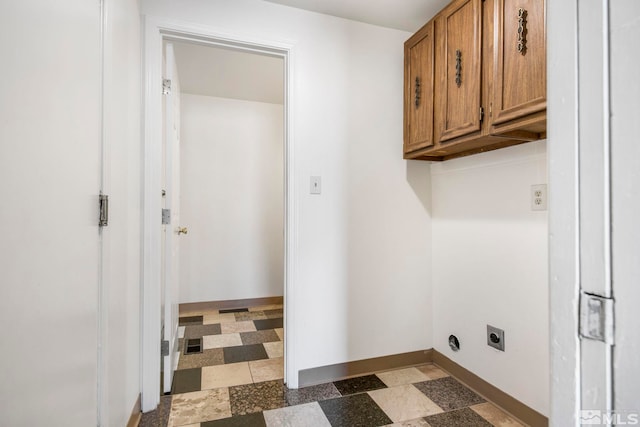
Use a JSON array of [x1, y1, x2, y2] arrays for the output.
[[99, 194, 109, 227], [161, 340, 170, 356], [162, 208, 171, 225], [480, 107, 485, 122], [580, 292, 614, 345], [162, 79, 171, 95]]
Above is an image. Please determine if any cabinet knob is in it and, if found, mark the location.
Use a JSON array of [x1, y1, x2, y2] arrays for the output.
[[177, 227, 188, 235]]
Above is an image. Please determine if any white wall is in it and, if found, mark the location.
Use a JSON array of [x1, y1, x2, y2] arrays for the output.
[[103, 0, 142, 424], [142, 0, 433, 377], [179, 94, 284, 302], [431, 141, 548, 415]]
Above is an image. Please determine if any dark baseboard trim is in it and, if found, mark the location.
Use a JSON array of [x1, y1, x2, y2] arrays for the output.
[[432, 350, 548, 427], [298, 349, 433, 387], [179, 296, 283, 315], [126, 394, 141, 427]]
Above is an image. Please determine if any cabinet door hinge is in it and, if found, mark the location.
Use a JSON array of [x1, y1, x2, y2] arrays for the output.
[[99, 194, 109, 227], [162, 79, 171, 95], [162, 208, 171, 225], [479, 107, 485, 122], [579, 292, 614, 345], [161, 340, 169, 356]]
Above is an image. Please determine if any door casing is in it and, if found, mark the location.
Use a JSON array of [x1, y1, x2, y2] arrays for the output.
[[141, 16, 297, 411]]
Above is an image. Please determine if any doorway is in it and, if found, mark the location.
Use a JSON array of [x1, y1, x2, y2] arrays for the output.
[[171, 41, 285, 305], [143, 18, 296, 412]]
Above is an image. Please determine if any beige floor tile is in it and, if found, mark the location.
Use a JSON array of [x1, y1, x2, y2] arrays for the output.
[[416, 364, 449, 380], [264, 402, 331, 427], [263, 341, 284, 359], [168, 388, 231, 427], [221, 320, 257, 334], [202, 333, 242, 350], [179, 308, 216, 317], [376, 367, 430, 387], [201, 362, 253, 389], [249, 357, 284, 383], [202, 312, 236, 325], [471, 402, 525, 427], [368, 384, 443, 423], [249, 304, 283, 312], [274, 328, 284, 340], [235, 311, 267, 321]]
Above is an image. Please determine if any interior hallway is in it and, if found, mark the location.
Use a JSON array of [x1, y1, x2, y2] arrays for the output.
[[141, 302, 524, 427]]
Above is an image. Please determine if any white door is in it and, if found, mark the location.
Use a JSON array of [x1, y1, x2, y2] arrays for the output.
[[162, 42, 182, 393], [577, 1, 640, 424], [577, 0, 614, 418], [0, 1, 102, 426], [609, 0, 640, 421], [550, 1, 640, 425]]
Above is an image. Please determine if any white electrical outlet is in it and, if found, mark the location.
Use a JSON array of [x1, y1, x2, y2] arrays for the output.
[[531, 184, 547, 211]]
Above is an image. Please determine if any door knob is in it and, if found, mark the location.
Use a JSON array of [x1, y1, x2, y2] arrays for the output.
[[177, 227, 188, 235]]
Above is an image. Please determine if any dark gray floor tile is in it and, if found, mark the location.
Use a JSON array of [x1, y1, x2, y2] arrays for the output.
[[254, 318, 283, 330], [318, 393, 392, 427], [424, 407, 493, 427], [185, 323, 222, 339], [333, 374, 387, 395], [139, 394, 171, 427], [177, 348, 225, 370], [201, 412, 267, 427], [171, 367, 202, 394], [219, 308, 249, 313], [223, 343, 269, 364], [413, 377, 485, 411], [229, 380, 286, 416], [179, 315, 203, 326], [240, 330, 280, 345], [285, 382, 342, 406]]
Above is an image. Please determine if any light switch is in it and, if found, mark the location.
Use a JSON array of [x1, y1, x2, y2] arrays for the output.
[[310, 176, 321, 195]]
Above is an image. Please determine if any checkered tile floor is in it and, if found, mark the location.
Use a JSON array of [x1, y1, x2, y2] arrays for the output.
[[140, 303, 525, 427]]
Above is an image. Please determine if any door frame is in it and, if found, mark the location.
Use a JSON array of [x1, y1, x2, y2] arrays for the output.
[[141, 15, 297, 412]]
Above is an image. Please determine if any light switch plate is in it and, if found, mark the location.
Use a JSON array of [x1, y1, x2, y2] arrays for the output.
[[310, 176, 321, 195]]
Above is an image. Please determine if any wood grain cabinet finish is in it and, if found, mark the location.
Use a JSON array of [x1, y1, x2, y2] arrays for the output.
[[404, 21, 435, 155], [490, 0, 546, 137], [403, 0, 546, 161], [434, 0, 482, 143]]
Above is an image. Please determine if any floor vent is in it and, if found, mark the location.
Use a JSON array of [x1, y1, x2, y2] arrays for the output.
[[184, 338, 203, 355]]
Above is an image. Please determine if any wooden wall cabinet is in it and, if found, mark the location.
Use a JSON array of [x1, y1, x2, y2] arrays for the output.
[[403, 21, 435, 154], [403, 0, 546, 161], [490, 0, 546, 138]]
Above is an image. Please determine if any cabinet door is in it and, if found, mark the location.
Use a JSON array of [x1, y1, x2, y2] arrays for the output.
[[404, 21, 435, 154], [435, 0, 482, 142], [492, 0, 546, 125]]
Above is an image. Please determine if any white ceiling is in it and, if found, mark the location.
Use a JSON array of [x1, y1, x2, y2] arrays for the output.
[[263, 0, 448, 32], [172, 41, 284, 104]]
